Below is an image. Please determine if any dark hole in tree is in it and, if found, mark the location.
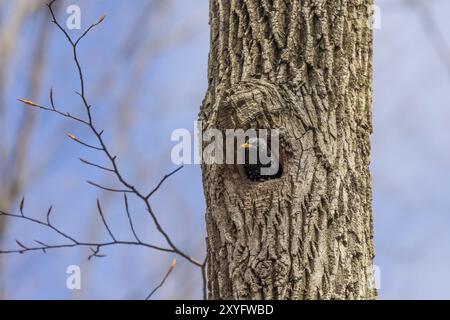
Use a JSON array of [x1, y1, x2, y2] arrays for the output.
[[239, 134, 284, 183]]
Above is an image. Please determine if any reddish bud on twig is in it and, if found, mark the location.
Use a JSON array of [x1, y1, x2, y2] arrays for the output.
[[66, 132, 78, 141], [18, 99, 39, 107], [169, 259, 177, 273]]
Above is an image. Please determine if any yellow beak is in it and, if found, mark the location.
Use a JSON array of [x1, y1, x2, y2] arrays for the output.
[[240, 143, 252, 149]]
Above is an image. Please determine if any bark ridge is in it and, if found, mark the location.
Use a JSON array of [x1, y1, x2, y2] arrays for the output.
[[200, 0, 376, 300]]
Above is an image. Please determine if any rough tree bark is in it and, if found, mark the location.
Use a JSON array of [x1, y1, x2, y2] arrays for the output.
[[200, 0, 376, 299]]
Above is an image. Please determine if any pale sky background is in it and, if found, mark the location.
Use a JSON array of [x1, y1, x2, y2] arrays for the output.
[[1, 0, 450, 299]]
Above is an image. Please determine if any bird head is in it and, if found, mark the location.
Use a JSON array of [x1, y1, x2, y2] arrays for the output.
[[240, 137, 267, 151]]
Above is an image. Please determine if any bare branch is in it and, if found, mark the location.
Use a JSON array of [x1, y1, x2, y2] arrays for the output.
[[66, 132, 103, 151], [17, 98, 89, 125], [0, 240, 173, 257], [74, 15, 106, 46], [34, 240, 49, 248], [124, 194, 141, 243], [0, 208, 174, 257], [145, 166, 184, 199], [47, 1, 74, 46], [87, 180, 133, 194], [15, 240, 28, 251], [96, 199, 116, 242], [141, 200, 202, 267], [49, 87, 56, 110], [1, 209, 77, 244], [79, 158, 114, 173], [19, 197, 25, 216], [46, 205, 53, 224], [146, 259, 176, 300], [88, 246, 106, 260], [4, 0, 207, 299]]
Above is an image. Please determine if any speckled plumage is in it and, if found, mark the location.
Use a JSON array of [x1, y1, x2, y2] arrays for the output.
[[242, 137, 283, 182]]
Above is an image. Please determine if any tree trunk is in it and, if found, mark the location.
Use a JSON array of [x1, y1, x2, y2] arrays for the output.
[[200, 0, 376, 300]]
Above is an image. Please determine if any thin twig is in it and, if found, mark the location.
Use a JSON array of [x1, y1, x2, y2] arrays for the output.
[[19, 197, 25, 216], [124, 194, 141, 243], [79, 158, 114, 173], [145, 166, 184, 199], [66, 132, 103, 151], [96, 199, 116, 241], [87, 180, 133, 194], [49, 87, 56, 110], [74, 15, 106, 46], [88, 246, 106, 260], [146, 259, 176, 300], [46, 205, 53, 224], [17, 98, 89, 125]]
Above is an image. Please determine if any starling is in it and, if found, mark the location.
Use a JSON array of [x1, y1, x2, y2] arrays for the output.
[[240, 137, 283, 182]]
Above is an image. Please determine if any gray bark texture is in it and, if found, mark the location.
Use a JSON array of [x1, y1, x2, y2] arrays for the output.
[[200, 0, 376, 300]]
